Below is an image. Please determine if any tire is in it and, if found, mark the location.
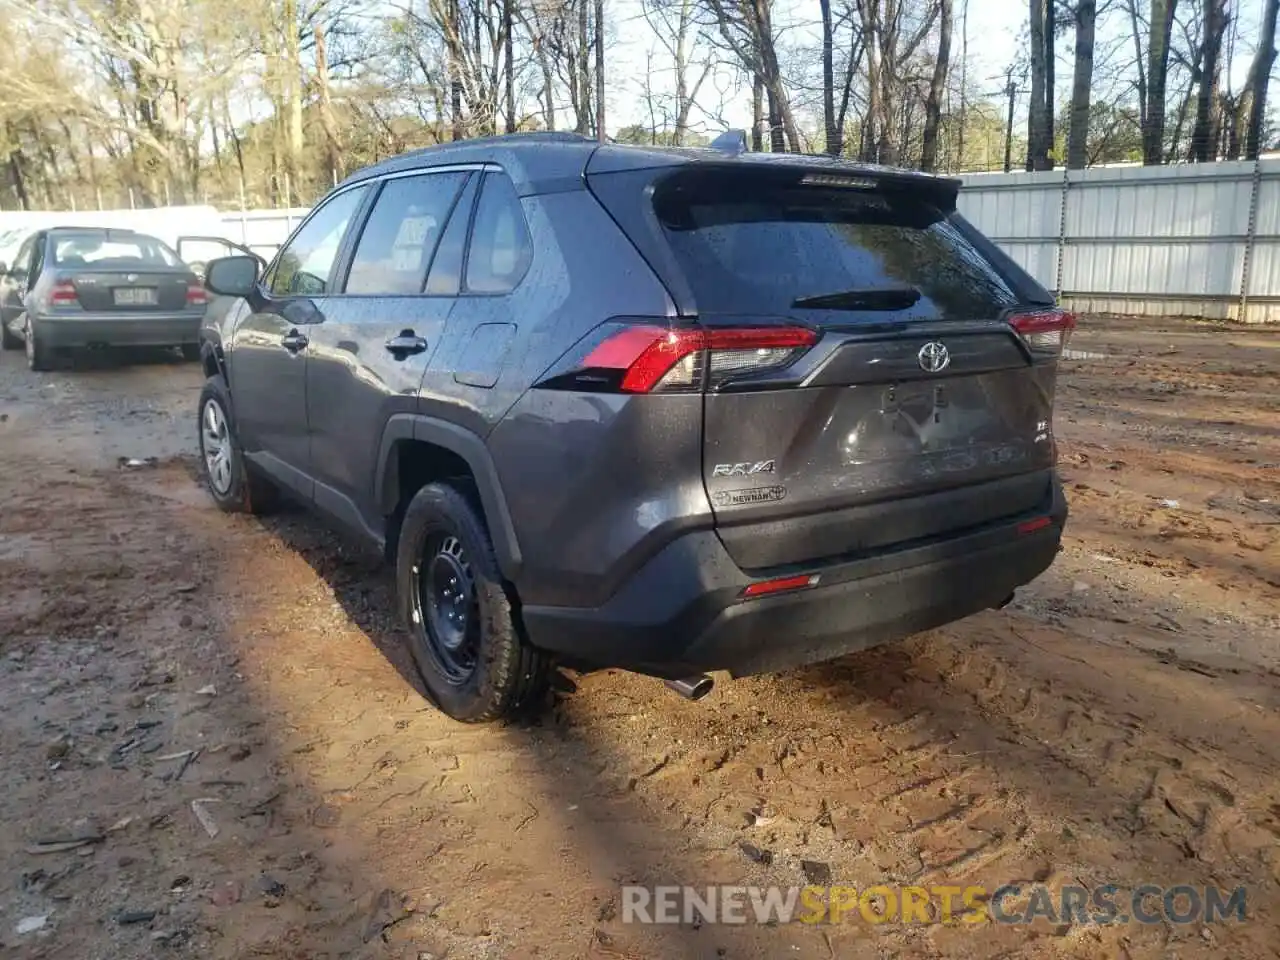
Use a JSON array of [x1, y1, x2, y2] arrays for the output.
[[197, 375, 278, 514], [1, 318, 20, 351], [181, 344, 202, 362], [24, 315, 53, 371], [396, 482, 550, 722]]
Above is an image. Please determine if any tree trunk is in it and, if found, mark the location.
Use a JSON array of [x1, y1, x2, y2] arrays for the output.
[[957, 0, 968, 166], [1028, 0, 1050, 170], [503, 0, 516, 133], [756, 4, 800, 151], [767, 86, 784, 151], [449, 0, 465, 139], [281, 0, 304, 176], [1224, 92, 1243, 159], [862, 0, 882, 162], [1066, 0, 1096, 169], [1189, 0, 1228, 161], [1045, 0, 1055, 162], [820, 0, 839, 154], [577, 0, 591, 134], [315, 24, 343, 180], [595, 0, 605, 140], [920, 0, 952, 171], [752, 72, 764, 151], [5, 123, 30, 211], [1246, 0, 1279, 159], [1143, 0, 1178, 164]]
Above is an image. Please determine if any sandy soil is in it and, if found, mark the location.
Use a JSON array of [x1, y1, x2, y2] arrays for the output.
[[1, 318, 1278, 960]]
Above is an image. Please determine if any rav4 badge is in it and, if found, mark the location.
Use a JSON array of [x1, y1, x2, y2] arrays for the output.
[[712, 460, 776, 478]]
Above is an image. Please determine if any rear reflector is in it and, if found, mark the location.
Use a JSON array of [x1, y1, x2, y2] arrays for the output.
[[49, 280, 78, 305], [577, 324, 819, 393], [186, 284, 209, 306], [1017, 516, 1052, 535], [1009, 309, 1076, 355], [740, 573, 820, 599]]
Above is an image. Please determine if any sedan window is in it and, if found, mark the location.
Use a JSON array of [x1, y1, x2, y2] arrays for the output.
[[53, 235, 182, 268]]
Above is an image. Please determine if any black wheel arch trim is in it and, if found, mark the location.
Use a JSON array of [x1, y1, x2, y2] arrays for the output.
[[375, 413, 523, 581], [199, 334, 228, 383]]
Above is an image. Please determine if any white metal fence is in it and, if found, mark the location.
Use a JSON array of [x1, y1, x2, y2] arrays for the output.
[[209, 159, 1280, 324], [958, 159, 1280, 324]]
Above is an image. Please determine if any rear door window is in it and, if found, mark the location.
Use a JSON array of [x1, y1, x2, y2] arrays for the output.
[[654, 174, 1019, 321], [345, 172, 468, 295], [425, 175, 479, 296], [463, 173, 532, 295]]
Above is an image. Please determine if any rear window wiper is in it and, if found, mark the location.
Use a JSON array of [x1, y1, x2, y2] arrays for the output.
[[791, 286, 922, 311]]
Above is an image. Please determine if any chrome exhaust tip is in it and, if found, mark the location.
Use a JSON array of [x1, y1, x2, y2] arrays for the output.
[[663, 675, 715, 701]]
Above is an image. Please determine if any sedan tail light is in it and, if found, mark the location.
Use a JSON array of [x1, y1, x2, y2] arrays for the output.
[[537, 320, 819, 394], [49, 280, 79, 305], [186, 284, 209, 306], [1008, 308, 1076, 357]]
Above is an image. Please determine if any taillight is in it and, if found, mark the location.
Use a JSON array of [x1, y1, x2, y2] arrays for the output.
[[1009, 308, 1076, 356], [740, 573, 820, 599], [186, 284, 209, 306], [49, 280, 78, 305], [540, 321, 819, 393], [1017, 516, 1052, 535]]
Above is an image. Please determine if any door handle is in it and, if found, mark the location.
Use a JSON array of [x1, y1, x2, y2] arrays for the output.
[[281, 330, 309, 353], [385, 333, 428, 357]]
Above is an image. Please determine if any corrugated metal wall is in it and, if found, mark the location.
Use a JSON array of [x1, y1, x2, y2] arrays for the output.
[[959, 159, 1280, 323], [215, 160, 1280, 323]]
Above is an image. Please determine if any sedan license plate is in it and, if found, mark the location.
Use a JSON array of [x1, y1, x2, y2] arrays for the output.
[[113, 287, 157, 306]]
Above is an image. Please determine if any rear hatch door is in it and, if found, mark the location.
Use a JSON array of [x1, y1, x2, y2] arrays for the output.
[[593, 163, 1065, 570]]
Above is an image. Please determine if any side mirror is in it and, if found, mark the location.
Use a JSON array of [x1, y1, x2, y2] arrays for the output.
[[204, 255, 260, 298]]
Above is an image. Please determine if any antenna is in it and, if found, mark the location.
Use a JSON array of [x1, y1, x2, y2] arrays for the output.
[[710, 129, 748, 155]]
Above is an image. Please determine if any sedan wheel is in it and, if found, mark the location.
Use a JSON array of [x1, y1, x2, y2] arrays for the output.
[[24, 316, 51, 372]]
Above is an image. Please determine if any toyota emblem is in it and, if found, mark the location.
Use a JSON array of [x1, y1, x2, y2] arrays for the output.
[[917, 341, 950, 373]]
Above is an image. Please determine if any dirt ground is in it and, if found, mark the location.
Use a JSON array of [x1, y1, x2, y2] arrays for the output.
[[1, 316, 1278, 960]]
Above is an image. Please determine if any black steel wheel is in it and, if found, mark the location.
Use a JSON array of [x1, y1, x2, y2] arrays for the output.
[[417, 533, 481, 684], [396, 482, 550, 722]]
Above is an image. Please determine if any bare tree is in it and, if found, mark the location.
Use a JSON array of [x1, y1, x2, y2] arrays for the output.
[[1028, 0, 1053, 169], [640, 0, 714, 144], [1142, 0, 1178, 163], [699, 0, 800, 151], [1242, 0, 1278, 159], [1065, 0, 1096, 168], [857, 0, 940, 165], [1188, 0, 1228, 161], [920, 0, 952, 170]]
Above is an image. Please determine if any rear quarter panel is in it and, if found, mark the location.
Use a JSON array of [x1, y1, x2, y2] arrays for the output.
[[484, 188, 711, 607]]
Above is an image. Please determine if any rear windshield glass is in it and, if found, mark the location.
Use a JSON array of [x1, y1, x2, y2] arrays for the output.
[[53, 234, 181, 268], [653, 176, 1019, 320]]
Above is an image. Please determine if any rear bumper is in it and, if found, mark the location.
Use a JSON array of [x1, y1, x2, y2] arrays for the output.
[[521, 479, 1067, 679], [35, 312, 202, 348]]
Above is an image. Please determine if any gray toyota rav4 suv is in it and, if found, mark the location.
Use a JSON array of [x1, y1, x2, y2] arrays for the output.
[[197, 132, 1070, 722]]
